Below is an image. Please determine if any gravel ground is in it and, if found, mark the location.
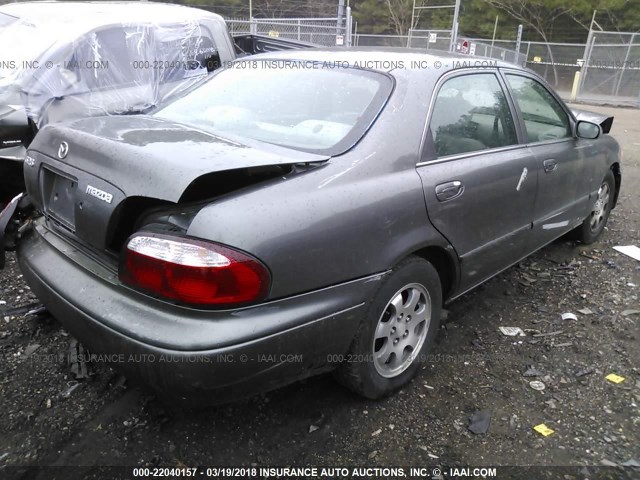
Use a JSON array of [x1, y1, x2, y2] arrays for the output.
[[0, 104, 638, 478]]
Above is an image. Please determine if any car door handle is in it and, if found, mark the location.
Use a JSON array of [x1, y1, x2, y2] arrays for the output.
[[435, 181, 463, 201], [543, 159, 558, 173]]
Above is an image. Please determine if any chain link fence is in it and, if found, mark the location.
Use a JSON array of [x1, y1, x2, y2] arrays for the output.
[[354, 32, 638, 107], [407, 30, 454, 52], [353, 31, 451, 51], [226, 17, 350, 47], [578, 31, 639, 107], [355, 34, 525, 64], [194, 11, 640, 107], [190, 12, 640, 108], [522, 42, 586, 97], [457, 37, 526, 65]]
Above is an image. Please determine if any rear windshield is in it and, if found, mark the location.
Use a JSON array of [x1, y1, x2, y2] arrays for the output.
[[154, 59, 393, 155]]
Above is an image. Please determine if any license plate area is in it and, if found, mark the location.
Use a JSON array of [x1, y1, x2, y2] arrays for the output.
[[41, 167, 77, 231]]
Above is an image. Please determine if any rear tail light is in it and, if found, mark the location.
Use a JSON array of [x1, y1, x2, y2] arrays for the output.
[[119, 233, 270, 307]]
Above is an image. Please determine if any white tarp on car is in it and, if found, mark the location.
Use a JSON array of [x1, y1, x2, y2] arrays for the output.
[[0, 2, 222, 127]]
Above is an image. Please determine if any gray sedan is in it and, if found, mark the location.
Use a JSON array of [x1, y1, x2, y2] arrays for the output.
[[2, 49, 621, 402]]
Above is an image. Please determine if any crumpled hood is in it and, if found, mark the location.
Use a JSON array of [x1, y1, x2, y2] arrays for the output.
[[28, 115, 329, 202]]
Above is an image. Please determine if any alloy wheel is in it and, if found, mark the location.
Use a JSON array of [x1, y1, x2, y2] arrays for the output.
[[590, 182, 610, 232], [372, 283, 431, 378]]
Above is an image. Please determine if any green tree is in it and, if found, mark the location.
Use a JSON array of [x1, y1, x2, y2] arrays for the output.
[[351, 0, 394, 34], [459, 0, 520, 39], [385, 0, 417, 35], [566, 0, 640, 33], [481, 0, 639, 42]]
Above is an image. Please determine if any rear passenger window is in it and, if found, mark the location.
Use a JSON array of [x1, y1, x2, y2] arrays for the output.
[[506, 74, 571, 143], [429, 73, 517, 157]]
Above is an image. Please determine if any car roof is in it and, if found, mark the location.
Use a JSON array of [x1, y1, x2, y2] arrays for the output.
[[0, 1, 221, 28], [253, 47, 517, 76]]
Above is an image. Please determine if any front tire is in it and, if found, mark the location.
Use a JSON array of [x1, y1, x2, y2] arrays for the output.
[[571, 170, 615, 244], [334, 256, 442, 399]]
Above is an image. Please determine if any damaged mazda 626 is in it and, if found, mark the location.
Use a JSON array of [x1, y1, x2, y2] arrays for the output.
[[0, 49, 621, 402]]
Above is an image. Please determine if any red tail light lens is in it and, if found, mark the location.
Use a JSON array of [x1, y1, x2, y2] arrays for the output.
[[119, 234, 270, 307]]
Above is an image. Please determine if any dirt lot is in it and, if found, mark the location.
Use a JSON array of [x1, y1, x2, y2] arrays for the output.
[[1, 104, 639, 479]]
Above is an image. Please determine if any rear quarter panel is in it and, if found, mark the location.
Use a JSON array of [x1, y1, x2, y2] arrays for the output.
[[186, 70, 452, 299]]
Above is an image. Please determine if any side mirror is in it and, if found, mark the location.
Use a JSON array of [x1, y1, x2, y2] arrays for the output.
[[577, 120, 600, 140]]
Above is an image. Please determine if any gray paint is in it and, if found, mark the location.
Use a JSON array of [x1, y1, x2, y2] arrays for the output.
[[23, 50, 621, 302], [28, 116, 328, 203], [11, 48, 622, 397]]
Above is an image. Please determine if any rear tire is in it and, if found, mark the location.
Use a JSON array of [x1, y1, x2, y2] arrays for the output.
[[334, 256, 442, 399], [571, 170, 615, 244]]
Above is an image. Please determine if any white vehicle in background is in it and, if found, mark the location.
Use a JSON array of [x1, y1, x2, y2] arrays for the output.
[[0, 1, 311, 203]]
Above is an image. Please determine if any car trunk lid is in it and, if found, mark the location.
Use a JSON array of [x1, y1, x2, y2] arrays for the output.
[[28, 115, 328, 202], [25, 115, 328, 253]]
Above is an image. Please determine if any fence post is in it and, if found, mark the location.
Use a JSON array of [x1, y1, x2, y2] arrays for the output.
[[490, 15, 498, 57], [613, 33, 634, 97], [337, 0, 345, 44], [449, 21, 459, 52], [353, 21, 358, 47], [578, 31, 595, 100], [570, 71, 581, 101], [514, 24, 523, 65], [346, 7, 353, 47], [449, 0, 461, 52], [578, 11, 598, 101]]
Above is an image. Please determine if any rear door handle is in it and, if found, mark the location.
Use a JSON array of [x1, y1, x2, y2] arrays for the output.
[[435, 180, 463, 202], [543, 159, 558, 173]]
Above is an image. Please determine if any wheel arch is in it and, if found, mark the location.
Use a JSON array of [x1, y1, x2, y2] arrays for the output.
[[610, 162, 621, 208], [408, 244, 459, 303]]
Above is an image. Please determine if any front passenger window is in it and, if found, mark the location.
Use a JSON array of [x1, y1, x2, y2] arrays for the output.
[[505, 74, 571, 143], [429, 73, 517, 157]]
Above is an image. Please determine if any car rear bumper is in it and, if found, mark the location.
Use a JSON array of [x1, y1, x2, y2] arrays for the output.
[[18, 222, 385, 402]]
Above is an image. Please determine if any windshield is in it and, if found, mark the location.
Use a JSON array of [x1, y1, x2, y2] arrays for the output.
[[154, 60, 393, 155]]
